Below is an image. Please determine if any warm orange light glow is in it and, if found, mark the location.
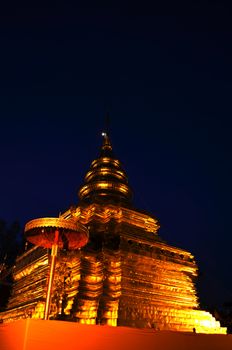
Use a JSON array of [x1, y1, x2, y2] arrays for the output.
[[0, 320, 230, 350], [0, 134, 227, 335]]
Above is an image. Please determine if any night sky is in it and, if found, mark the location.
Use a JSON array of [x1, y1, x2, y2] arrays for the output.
[[0, 1, 232, 309]]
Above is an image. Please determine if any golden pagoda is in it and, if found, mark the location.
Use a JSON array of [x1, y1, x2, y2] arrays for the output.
[[0, 132, 226, 334]]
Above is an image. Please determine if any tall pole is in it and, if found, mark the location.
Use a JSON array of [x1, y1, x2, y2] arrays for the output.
[[44, 229, 59, 320]]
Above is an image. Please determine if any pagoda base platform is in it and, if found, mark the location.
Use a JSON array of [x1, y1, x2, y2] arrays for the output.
[[0, 319, 231, 350]]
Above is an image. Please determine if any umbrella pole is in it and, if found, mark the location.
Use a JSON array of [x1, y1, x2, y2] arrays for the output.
[[44, 229, 59, 320]]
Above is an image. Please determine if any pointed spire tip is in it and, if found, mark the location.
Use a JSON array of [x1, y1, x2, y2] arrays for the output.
[[101, 131, 112, 153]]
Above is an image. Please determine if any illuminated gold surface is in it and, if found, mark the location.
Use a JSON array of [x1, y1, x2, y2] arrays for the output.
[[0, 133, 226, 334], [25, 217, 78, 232], [78, 135, 133, 204], [63, 203, 160, 234]]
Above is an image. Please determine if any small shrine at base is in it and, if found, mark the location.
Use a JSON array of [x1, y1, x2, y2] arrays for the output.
[[0, 133, 227, 334]]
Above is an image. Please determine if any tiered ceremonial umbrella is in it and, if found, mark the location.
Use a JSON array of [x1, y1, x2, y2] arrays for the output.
[[24, 217, 88, 320]]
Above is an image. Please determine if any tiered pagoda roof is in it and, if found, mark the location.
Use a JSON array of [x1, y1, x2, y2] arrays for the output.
[[78, 133, 133, 206]]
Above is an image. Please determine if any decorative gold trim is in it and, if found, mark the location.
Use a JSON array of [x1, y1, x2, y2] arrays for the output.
[[24, 217, 89, 249], [25, 217, 87, 234]]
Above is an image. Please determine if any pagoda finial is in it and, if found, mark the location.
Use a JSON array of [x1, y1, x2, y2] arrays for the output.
[[101, 131, 112, 151], [101, 112, 112, 152]]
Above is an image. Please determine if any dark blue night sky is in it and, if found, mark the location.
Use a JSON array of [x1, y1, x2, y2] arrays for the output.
[[0, 1, 232, 308]]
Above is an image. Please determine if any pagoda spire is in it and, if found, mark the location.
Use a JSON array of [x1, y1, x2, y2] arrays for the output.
[[100, 132, 113, 157], [78, 132, 133, 206], [101, 132, 112, 150], [100, 112, 112, 154]]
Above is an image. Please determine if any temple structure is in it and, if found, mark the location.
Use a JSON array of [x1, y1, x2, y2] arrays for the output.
[[0, 133, 226, 334]]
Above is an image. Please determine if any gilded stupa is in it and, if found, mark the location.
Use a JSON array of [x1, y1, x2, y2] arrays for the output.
[[0, 133, 226, 334]]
